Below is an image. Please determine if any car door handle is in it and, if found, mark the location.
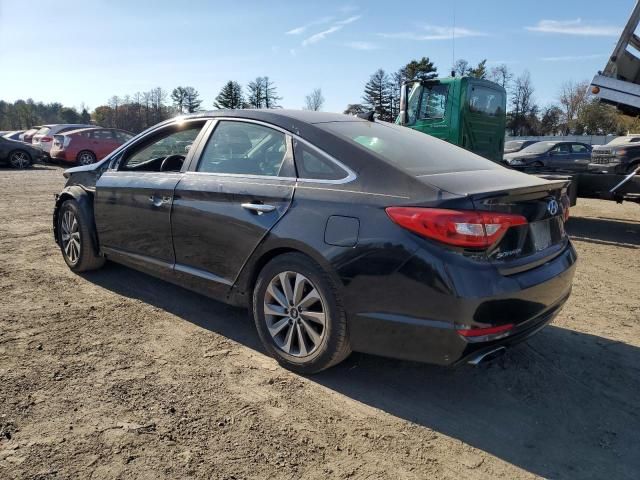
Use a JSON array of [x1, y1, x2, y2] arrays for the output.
[[149, 195, 171, 207], [241, 203, 276, 214]]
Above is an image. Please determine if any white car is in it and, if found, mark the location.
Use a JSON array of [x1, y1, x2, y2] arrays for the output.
[[32, 124, 96, 156]]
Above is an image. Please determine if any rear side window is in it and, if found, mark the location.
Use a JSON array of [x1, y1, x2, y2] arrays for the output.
[[293, 140, 348, 180], [197, 121, 288, 176], [468, 86, 505, 117], [115, 131, 133, 142], [320, 121, 501, 176], [571, 144, 589, 153]]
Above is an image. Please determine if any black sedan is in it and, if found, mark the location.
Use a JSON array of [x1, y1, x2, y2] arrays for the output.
[[503, 140, 592, 172], [0, 135, 43, 168], [53, 110, 576, 373]]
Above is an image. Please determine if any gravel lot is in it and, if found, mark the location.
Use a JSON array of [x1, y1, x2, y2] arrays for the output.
[[1, 165, 639, 479]]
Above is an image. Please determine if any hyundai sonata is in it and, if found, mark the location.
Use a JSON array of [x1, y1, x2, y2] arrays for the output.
[[53, 110, 576, 373]]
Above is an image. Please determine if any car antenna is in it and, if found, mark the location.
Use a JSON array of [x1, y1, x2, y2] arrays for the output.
[[357, 111, 375, 121]]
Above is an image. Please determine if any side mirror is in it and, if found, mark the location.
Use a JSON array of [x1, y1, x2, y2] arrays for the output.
[[398, 83, 409, 125]]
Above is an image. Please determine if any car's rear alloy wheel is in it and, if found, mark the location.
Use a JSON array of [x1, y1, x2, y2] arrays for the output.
[[9, 151, 31, 169], [264, 271, 327, 357], [253, 253, 351, 374], [77, 151, 96, 166]]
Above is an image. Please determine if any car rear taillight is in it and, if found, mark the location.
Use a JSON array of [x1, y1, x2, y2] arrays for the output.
[[456, 323, 514, 338], [40, 136, 52, 143], [385, 207, 527, 248]]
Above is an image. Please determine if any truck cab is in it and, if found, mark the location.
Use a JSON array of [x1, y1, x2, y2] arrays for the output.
[[399, 76, 507, 162]]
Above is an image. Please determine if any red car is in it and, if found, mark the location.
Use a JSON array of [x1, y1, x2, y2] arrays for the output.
[[50, 127, 134, 165]]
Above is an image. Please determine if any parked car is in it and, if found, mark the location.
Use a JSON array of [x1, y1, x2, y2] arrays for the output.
[[53, 110, 576, 373], [32, 124, 96, 157], [2, 130, 26, 141], [0, 135, 44, 168], [590, 135, 640, 173], [20, 126, 42, 144], [503, 140, 592, 172], [50, 127, 134, 165], [504, 139, 538, 154]]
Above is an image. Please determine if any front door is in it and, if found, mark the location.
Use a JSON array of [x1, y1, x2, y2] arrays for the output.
[[94, 120, 208, 272], [548, 143, 572, 169], [171, 119, 295, 297]]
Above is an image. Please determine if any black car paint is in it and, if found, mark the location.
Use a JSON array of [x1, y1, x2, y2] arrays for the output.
[[0, 136, 43, 165], [55, 110, 576, 366]]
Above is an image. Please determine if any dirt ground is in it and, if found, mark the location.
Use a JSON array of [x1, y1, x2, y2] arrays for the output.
[[0, 165, 638, 480]]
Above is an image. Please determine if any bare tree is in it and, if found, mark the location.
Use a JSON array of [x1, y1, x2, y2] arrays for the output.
[[304, 88, 325, 111], [453, 59, 469, 77], [558, 80, 590, 135], [489, 64, 513, 90], [508, 71, 537, 135]]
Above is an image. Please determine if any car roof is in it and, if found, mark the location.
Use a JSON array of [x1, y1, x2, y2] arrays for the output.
[[58, 127, 100, 135], [177, 109, 369, 125]]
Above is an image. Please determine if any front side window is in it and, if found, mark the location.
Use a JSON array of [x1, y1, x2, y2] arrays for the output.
[[115, 130, 133, 142], [119, 122, 205, 172], [197, 121, 287, 176], [468, 86, 505, 117], [91, 129, 113, 140], [552, 144, 571, 154]]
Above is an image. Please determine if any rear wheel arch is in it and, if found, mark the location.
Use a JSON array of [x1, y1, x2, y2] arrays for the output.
[[232, 242, 342, 308]]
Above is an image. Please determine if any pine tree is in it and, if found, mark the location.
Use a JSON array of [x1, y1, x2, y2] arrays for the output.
[[183, 87, 202, 113], [468, 60, 488, 79], [401, 57, 438, 82], [362, 69, 393, 121], [214, 81, 245, 109]]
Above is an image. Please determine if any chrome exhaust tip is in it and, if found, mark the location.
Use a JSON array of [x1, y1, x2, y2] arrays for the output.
[[467, 346, 506, 366]]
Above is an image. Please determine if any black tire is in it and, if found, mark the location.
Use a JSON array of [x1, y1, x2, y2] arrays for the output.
[[252, 253, 351, 374], [57, 199, 105, 272], [8, 150, 32, 169], [76, 150, 96, 166]]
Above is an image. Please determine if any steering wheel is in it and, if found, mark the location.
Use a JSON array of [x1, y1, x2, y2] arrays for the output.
[[160, 154, 186, 172]]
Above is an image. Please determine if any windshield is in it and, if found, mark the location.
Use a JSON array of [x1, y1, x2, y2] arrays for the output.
[[319, 120, 501, 176], [406, 83, 449, 124], [505, 141, 524, 149], [519, 141, 555, 154]]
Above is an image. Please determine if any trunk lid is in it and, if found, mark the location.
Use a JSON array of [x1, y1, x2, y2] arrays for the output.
[[416, 169, 570, 270]]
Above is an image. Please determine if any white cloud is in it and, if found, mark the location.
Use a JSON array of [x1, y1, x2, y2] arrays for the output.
[[345, 41, 379, 50], [378, 25, 487, 41], [540, 53, 607, 62], [301, 15, 362, 46], [285, 16, 334, 35], [526, 19, 620, 36]]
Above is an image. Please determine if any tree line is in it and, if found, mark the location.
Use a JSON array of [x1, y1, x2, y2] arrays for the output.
[[347, 57, 640, 136]]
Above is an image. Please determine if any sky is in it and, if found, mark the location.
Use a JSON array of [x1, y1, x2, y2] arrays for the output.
[[0, 0, 634, 113]]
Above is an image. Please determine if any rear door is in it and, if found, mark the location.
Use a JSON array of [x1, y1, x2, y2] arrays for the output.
[[94, 120, 208, 273], [171, 119, 295, 296]]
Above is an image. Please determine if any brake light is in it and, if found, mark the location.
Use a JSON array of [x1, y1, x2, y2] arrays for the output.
[[456, 323, 514, 337], [41, 136, 52, 142], [385, 207, 527, 248]]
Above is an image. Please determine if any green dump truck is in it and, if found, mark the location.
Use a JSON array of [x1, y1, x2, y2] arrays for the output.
[[397, 76, 507, 162]]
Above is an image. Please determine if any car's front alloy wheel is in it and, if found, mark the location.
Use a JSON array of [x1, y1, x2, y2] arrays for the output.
[[253, 253, 351, 374], [9, 150, 31, 169], [57, 199, 105, 272], [61, 209, 81, 265]]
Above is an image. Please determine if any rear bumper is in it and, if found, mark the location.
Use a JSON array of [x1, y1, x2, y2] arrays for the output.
[[347, 242, 577, 366], [50, 150, 74, 163]]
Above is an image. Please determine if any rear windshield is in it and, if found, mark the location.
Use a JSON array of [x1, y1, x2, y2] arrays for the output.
[[35, 127, 50, 136], [319, 121, 501, 175]]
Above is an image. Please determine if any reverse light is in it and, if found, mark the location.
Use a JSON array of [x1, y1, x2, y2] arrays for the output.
[[385, 207, 527, 248], [456, 323, 514, 338]]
